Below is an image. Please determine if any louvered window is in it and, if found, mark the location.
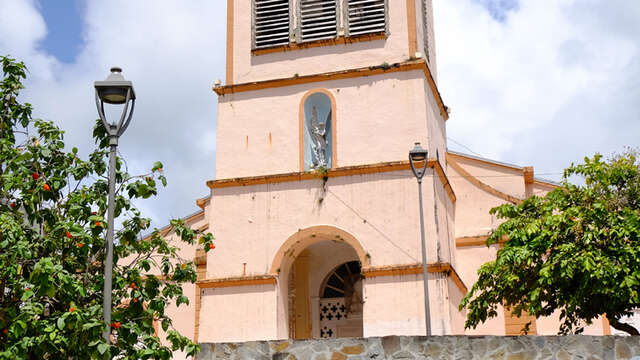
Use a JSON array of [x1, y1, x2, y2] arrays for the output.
[[253, 0, 291, 49], [345, 0, 387, 36], [298, 0, 338, 42]]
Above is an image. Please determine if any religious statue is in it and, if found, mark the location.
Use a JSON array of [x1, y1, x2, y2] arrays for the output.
[[307, 105, 330, 169]]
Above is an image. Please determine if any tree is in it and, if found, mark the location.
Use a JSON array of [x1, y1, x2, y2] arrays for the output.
[[0, 56, 216, 358], [460, 150, 640, 335]]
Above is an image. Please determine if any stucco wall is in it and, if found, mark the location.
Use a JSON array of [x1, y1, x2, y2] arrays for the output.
[[231, 0, 412, 84], [363, 273, 459, 337], [206, 171, 445, 278], [198, 283, 278, 343], [215, 71, 436, 179], [196, 335, 640, 360]]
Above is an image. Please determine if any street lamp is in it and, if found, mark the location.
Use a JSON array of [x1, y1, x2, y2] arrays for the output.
[[94, 67, 136, 343], [409, 142, 432, 336]]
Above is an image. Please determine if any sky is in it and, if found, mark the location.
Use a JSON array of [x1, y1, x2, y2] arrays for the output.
[[1, 0, 638, 229]]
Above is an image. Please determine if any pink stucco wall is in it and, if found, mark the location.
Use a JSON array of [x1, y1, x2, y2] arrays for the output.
[[215, 71, 445, 179], [205, 171, 450, 278], [199, 168, 459, 340]]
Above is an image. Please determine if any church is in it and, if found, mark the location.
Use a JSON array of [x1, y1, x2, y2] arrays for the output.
[[153, 0, 612, 350]]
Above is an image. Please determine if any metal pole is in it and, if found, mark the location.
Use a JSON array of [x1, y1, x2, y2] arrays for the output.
[[418, 178, 432, 336], [103, 135, 118, 343]]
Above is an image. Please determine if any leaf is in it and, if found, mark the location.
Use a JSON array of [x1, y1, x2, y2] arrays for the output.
[[57, 317, 65, 330], [97, 343, 109, 355]]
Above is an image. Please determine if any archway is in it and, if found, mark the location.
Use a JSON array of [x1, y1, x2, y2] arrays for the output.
[[272, 226, 368, 339]]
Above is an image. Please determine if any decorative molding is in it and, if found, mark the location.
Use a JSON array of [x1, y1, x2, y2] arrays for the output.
[[206, 159, 456, 203], [196, 196, 210, 209], [446, 153, 522, 205], [456, 235, 508, 247], [225, 0, 234, 85], [446, 151, 523, 172], [251, 33, 387, 56], [362, 262, 467, 294], [196, 274, 277, 289], [406, 0, 417, 56], [523, 166, 534, 185], [456, 236, 489, 247], [213, 59, 449, 121]]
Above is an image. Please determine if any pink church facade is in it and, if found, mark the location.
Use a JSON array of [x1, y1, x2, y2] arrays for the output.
[[143, 1, 612, 357]]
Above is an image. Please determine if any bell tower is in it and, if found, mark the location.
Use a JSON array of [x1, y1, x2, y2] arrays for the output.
[[215, 0, 447, 179], [199, 0, 465, 342]]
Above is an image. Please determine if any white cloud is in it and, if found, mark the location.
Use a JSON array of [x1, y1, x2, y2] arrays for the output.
[[0, 0, 226, 227], [435, 0, 640, 177]]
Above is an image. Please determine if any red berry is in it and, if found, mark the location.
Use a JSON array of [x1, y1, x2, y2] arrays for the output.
[[95, 221, 101, 227], [209, 243, 216, 250], [77, 243, 84, 248], [91, 211, 97, 215], [2, 329, 6, 334], [10, 202, 15, 208], [111, 322, 121, 329], [66, 231, 72, 238], [130, 282, 136, 289], [31, 173, 39, 180], [43, 183, 50, 191], [133, 298, 138, 303]]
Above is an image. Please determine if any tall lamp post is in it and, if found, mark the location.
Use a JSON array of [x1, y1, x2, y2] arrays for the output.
[[94, 67, 136, 343], [409, 142, 432, 336]]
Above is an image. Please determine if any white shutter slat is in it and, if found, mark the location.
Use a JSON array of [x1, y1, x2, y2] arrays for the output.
[[345, 0, 386, 37], [299, 0, 338, 43], [254, 0, 291, 49]]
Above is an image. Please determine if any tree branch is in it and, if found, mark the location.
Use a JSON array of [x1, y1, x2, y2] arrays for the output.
[[609, 318, 640, 335]]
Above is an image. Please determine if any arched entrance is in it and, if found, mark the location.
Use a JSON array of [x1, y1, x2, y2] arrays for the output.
[[271, 226, 368, 339]]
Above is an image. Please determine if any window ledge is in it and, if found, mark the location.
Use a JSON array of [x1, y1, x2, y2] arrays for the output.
[[252, 32, 387, 56]]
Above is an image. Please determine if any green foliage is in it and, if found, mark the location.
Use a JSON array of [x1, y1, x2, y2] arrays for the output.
[[460, 150, 640, 335], [0, 56, 213, 358]]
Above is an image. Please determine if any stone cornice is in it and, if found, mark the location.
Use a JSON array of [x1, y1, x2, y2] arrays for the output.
[[213, 59, 449, 121], [206, 159, 456, 203]]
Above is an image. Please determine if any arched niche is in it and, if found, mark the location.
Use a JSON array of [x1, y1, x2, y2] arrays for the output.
[[299, 89, 337, 172]]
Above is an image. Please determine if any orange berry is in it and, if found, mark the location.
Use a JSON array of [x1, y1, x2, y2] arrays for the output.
[[69, 307, 76, 312], [209, 243, 215, 250], [77, 243, 84, 248], [43, 183, 50, 191], [130, 282, 136, 289], [95, 221, 101, 227], [133, 298, 138, 303]]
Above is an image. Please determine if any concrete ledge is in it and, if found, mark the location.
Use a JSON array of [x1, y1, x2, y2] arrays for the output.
[[196, 335, 640, 359]]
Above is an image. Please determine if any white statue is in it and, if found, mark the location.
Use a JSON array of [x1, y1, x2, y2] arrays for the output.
[[307, 105, 330, 168]]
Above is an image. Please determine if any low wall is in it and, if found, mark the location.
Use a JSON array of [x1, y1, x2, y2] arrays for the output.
[[196, 336, 640, 360]]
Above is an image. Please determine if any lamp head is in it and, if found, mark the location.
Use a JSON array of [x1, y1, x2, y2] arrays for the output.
[[94, 67, 136, 104], [409, 142, 428, 162]]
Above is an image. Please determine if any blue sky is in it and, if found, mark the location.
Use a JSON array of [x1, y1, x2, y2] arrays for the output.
[[1, 0, 639, 228], [37, 0, 84, 62]]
